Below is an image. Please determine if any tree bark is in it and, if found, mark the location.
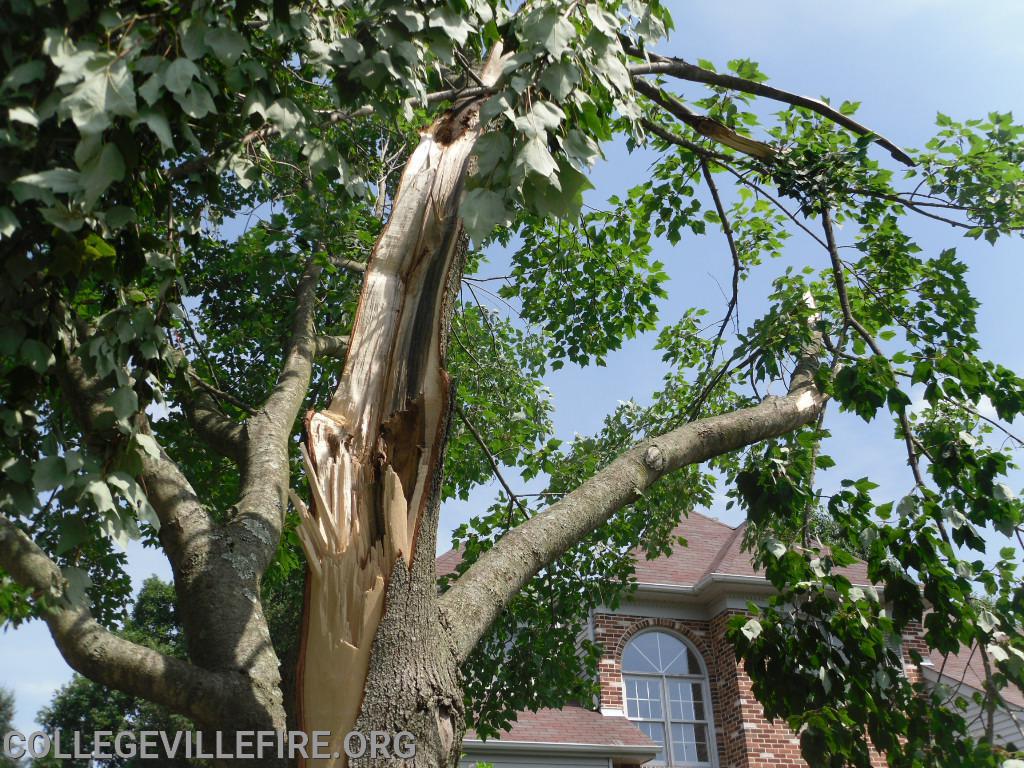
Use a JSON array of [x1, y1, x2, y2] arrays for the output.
[[294, 49, 504, 767]]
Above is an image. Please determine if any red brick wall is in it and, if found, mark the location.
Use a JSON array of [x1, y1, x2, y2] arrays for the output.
[[593, 609, 915, 767]]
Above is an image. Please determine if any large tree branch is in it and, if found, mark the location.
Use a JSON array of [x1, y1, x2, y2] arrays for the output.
[[0, 513, 262, 729], [315, 333, 349, 359], [58, 339, 283, 701], [440, 353, 825, 661], [232, 257, 322, 574], [625, 45, 914, 166]]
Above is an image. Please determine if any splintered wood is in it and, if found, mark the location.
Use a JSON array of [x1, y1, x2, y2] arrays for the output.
[[294, 412, 415, 766], [294, 45, 505, 768]]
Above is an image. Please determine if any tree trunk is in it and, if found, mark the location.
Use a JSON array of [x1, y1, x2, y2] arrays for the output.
[[294, 50, 504, 767]]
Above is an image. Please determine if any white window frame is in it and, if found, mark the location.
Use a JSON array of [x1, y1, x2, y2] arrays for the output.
[[621, 629, 719, 768]]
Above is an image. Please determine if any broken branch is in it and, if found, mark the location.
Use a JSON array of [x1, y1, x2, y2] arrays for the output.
[[626, 44, 914, 165]]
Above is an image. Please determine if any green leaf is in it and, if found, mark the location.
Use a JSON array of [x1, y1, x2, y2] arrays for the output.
[[61, 566, 92, 608], [427, 7, 474, 45], [896, 494, 917, 517], [84, 478, 115, 514], [765, 538, 787, 559], [741, 618, 763, 640], [138, 71, 164, 105], [994, 482, 1016, 502], [526, 159, 592, 219], [19, 338, 54, 373], [32, 456, 67, 491], [8, 105, 39, 127], [517, 135, 559, 180], [62, 59, 137, 134], [461, 188, 511, 244], [100, 512, 134, 549], [176, 83, 217, 119], [1, 60, 46, 91], [39, 205, 85, 232], [133, 109, 175, 152], [164, 58, 200, 95], [515, 101, 563, 138], [102, 206, 137, 229], [0, 207, 18, 238], [106, 387, 138, 429], [473, 132, 511, 178], [265, 98, 303, 133], [79, 143, 125, 208], [205, 27, 248, 64], [11, 168, 81, 202], [523, 13, 575, 58], [539, 62, 580, 100], [133, 433, 161, 460], [563, 130, 601, 169]]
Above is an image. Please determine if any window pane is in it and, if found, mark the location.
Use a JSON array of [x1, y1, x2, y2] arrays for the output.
[[667, 679, 706, 721], [636, 721, 666, 764], [623, 632, 662, 672], [670, 722, 709, 764], [624, 676, 662, 719], [662, 643, 687, 674]]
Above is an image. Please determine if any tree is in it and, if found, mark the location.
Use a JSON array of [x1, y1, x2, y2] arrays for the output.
[[0, 686, 22, 768], [0, 1, 1022, 767]]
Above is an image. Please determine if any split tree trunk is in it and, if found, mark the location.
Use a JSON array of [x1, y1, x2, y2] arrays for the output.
[[294, 50, 504, 767]]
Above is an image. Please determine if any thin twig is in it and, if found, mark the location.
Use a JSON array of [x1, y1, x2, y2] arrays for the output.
[[186, 369, 256, 415], [456, 404, 528, 515], [700, 158, 741, 350], [822, 208, 927, 490]]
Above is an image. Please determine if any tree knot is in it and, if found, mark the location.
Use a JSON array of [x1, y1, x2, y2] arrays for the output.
[[643, 445, 666, 472]]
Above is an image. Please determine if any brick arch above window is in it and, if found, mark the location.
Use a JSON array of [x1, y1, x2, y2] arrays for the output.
[[593, 614, 721, 713], [611, 617, 715, 672]]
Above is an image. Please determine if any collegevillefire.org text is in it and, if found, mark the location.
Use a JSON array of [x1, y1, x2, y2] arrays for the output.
[[2, 729, 416, 760]]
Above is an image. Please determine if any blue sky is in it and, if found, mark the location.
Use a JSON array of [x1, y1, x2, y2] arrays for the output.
[[4, 0, 1023, 737]]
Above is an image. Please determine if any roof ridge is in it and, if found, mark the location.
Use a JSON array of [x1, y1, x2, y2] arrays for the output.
[[685, 508, 738, 530], [701, 520, 747, 580]]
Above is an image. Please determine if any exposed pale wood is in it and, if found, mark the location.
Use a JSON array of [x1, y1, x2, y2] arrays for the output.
[[295, 47, 505, 767]]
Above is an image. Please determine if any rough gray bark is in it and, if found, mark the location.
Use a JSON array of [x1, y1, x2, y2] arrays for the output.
[[350, 417, 464, 768], [0, 511, 259, 728]]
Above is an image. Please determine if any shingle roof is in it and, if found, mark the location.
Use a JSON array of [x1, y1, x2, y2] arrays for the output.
[[633, 510, 871, 587], [435, 546, 462, 578], [927, 644, 1024, 709], [464, 705, 656, 749], [438, 509, 871, 587]]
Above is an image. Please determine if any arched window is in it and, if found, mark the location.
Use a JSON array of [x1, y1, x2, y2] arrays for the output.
[[622, 630, 716, 767]]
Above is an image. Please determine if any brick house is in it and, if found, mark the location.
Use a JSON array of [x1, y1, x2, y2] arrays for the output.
[[440, 511, 1024, 768]]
